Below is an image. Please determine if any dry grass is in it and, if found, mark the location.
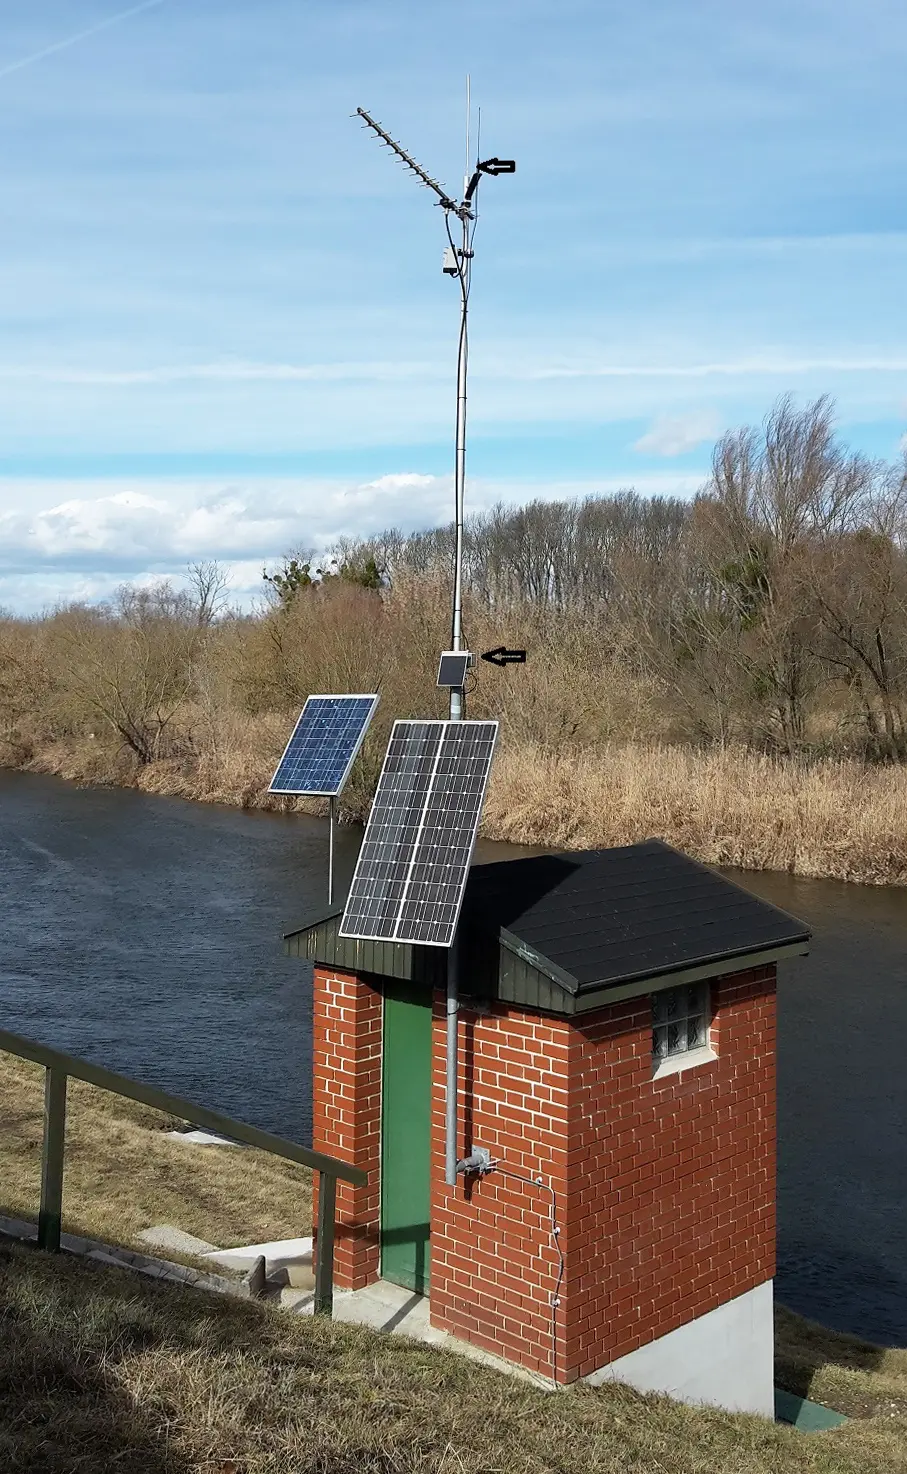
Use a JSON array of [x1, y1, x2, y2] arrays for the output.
[[0, 1052, 312, 1257], [776, 1305, 907, 1423], [483, 742, 907, 885], [0, 1241, 904, 1474], [16, 732, 907, 886]]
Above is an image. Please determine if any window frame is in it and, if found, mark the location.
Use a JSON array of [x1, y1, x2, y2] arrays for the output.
[[651, 979, 716, 1079]]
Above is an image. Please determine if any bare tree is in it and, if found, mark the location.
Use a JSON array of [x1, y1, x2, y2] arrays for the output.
[[50, 585, 201, 764], [185, 560, 231, 626]]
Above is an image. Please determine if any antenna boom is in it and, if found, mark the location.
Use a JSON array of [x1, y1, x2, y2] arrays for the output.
[[356, 107, 463, 215]]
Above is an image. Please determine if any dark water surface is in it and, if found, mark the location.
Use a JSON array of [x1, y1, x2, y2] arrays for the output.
[[720, 867, 907, 1346], [0, 769, 904, 1345]]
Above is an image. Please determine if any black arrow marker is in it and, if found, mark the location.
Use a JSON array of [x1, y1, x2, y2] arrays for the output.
[[481, 646, 527, 667]]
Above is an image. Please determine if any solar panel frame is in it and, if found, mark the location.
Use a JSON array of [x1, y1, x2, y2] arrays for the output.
[[268, 693, 379, 797], [339, 718, 499, 949], [437, 651, 471, 688]]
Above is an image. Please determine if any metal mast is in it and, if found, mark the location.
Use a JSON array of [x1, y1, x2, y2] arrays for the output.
[[354, 104, 514, 722], [356, 100, 514, 1188]]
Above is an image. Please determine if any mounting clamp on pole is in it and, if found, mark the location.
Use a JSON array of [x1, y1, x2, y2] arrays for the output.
[[456, 1146, 492, 1176]]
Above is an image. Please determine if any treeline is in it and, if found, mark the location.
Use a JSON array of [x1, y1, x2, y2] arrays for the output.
[[1, 395, 907, 819], [344, 395, 907, 760]]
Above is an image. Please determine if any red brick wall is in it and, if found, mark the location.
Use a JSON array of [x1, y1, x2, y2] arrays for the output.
[[563, 965, 777, 1379], [311, 965, 382, 1290], [428, 998, 572, 1380], [427, 965, 776, 1383]]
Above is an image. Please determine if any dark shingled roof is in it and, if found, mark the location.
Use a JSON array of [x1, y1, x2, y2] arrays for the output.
[[460, 839, 810, 994]]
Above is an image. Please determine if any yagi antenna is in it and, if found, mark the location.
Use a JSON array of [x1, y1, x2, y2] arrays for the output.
[[355, 107, 461, 215], [354, 96, 515, 731]]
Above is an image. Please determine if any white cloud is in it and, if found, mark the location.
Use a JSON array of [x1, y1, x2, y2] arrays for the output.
[[6, 353, 907, 391], [633, 411, 721, 457], [528, 357, 907, 382], [0, 360, 434, 386], [0, 470, 707, 614]]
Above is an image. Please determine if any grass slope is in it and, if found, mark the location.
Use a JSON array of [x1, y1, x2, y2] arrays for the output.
[[0, 1053, 312, 1254], [1, 1242, 906, 1474]]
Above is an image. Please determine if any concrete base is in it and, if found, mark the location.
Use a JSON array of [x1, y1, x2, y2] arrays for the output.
[[584, 1281, 775, 1418]]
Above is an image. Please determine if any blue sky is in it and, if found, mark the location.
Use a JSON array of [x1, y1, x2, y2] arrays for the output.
[[2, 0, 907, 610]]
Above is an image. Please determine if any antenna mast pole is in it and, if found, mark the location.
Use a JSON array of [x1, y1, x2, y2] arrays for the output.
[[355, 97, 514, 1189], [354, 101, 514, 721], [450, 78, 471, 722]]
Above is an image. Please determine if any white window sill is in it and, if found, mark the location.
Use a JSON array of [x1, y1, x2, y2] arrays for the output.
[[652, 1045, 717, 1081]]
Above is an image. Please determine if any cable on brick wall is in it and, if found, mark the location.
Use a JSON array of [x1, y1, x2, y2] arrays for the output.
[[485, 1162, 565, 1385]]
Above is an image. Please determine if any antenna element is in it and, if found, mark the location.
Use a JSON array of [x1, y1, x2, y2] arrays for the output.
[[355, 107, 462, 214]]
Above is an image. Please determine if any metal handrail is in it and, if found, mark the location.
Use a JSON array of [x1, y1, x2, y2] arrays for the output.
[[0, 1025, 366, 1317]]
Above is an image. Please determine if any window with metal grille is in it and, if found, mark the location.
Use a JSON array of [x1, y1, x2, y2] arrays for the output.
[[652, 981, 711, 1065]]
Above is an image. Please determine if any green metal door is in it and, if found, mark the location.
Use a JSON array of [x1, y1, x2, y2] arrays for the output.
[[381, 982, 432, 1294]]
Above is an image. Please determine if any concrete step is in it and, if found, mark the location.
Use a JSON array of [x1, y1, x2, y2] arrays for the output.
[[202, 1236, 314, 1289]]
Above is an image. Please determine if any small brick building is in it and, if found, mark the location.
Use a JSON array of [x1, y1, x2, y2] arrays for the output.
[[285, 839, 809, 1414]]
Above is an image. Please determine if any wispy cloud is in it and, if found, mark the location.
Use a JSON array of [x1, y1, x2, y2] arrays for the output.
[[634, 411, 720, 456], [0, 361, 434, 386], [528, 358, 907, 381], [0, 0, 165, 82], [5, 353, 907, 389]]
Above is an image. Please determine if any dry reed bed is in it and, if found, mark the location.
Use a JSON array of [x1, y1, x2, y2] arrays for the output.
[[13, 736, 907, 886], [483, 744, 907, 885]]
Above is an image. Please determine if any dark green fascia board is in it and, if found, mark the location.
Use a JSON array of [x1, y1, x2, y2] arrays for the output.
[[498, 928, 809, 1011], [498, 926, 580, 994], [569, 940, 810, 1013], [284, 915, 808, 1017]]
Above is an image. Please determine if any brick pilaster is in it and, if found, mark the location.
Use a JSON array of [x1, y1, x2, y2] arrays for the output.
[[312, 965, 382, 1290]]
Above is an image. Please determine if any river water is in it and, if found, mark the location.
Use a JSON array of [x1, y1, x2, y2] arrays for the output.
[[0, 769, 904, 1345]]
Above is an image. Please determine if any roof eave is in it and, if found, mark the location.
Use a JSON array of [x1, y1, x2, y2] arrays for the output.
[[283, 905, 344, 945], [498, 926, 580, 994], [570, 938, 811, 1013]]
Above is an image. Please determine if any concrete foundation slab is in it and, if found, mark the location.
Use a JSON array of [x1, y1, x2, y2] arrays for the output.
[[584, 1281, 775, 1418]]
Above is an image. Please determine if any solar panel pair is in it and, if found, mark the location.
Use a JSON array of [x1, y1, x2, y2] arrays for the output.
[[268, 694, 379, 796], [340, 719, 498, 949]]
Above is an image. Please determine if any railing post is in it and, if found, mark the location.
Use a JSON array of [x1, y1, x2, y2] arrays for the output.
[[314, 1170, 337, 1317], [38, 1067, 67, 1252]]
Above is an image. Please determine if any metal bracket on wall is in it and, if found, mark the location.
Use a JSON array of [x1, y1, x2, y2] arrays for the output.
[[456, 1146, 492, 1176]]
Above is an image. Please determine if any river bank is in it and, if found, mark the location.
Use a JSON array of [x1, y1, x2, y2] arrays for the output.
[[6, 731, 907, 886], [3, 766, 906, 1343]]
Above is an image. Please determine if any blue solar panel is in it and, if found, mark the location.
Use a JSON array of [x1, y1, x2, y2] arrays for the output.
[[339, 719, 499, 947], [268, 694, 379, 796]]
